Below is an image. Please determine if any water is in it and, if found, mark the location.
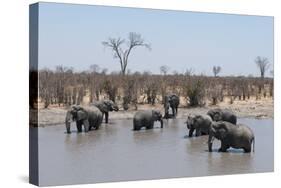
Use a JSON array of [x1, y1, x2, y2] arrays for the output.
[[38, 118, 273, 186]]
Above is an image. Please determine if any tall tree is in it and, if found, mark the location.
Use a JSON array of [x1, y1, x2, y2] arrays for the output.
[[160, 65, 169, 75], [213, 66, 221, 77], [255, 56, 270, 78], [102, 32, 151, 75]]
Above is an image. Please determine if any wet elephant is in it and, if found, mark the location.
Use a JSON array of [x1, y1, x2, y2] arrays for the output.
[[207, 108, 237, 124], [186, 114, 213, 137], [208, 121, 255, 153], [133, 110, 163, 131], [93, 100, 119, 123], [65, 105, 103, 133], [164, 94, 179, 118]]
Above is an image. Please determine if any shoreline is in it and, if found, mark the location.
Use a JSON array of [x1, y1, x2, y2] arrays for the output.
[[33, 98, 273, 127]]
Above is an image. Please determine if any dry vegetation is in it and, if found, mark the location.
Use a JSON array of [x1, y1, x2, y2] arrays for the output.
[[30, 66, 273, 126], [36, 66, 273, 108]]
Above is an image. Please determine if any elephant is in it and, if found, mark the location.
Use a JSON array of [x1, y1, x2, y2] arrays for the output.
[[208, 121, 255, 153], [65, 105, 103, 134], [133, 110, 164, 131], [93, 100, 119, 123], [207, 108, 237, 124], [186, 114, 213, 137], [164, 94, 180, 118]]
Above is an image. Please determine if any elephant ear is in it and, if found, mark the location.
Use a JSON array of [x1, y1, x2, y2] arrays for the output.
[[194, 115, 203, 124], [101, 101, 111, 112], [94, 101, 108, 113], [207, 110, 214, 118], [104, 100, 114, 111], [152, 110, 160, 120], [76, 109, 88, 121], [217, 123, 227, 139]]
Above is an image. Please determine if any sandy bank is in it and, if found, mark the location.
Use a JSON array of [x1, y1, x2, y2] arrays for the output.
[[31, 98, 273, 127]]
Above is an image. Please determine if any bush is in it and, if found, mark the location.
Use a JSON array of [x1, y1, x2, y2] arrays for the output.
[[183, 77, 205, 107]]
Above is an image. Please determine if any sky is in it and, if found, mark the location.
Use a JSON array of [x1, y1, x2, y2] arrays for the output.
[[38, 2, 274, 76]]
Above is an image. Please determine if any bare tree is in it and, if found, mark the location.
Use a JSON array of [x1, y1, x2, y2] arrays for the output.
[[102, 32, 151, 75], [213, 66, 221, 77], [89, 64, 100, 73], [255, 56, 270, 78], [101, 68, 108, 75], [160, 65, 169, 75], [184, 68, 193, 76]]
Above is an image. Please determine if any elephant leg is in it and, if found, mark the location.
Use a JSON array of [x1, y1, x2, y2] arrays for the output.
[[172, 108, 175, 117], [189, 128, 194, 137], [76, 121, 83, 133], [201, 132, 207, 135], [66, 122, 71, 134], [195, 128, 201, 137], [218, 142, 229, 152], [101, 113, 104, 122], [88, 120, 92, 131], [105, 112, 109, 123], [94, 119, 100, 130], [83, 120, 89, 132], [133, 126, 140, 131], [243, 145, 252, 153], [146, 122, 154, 129]]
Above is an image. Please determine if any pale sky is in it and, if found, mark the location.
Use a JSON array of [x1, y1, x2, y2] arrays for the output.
[[38, 2, 274, 76]]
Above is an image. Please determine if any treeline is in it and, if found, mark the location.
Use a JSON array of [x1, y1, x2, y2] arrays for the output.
[[37, 66, 273, 109]]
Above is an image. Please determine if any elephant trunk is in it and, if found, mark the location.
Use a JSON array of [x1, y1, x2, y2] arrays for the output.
[[83, 120, 90, 133], [208, 133, 215, 152], [65, 110, 72, 134]]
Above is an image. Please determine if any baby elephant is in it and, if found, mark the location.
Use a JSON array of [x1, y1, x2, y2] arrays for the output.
[[133, 110, 163, 131], [186, 114, 213, 137], [208, 121, 255, 153], [207, 108, 237, 124]]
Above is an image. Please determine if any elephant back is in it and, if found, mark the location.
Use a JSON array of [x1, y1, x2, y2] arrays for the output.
[[85, 106, 102, 115], [84, 106, 103, 124], [134, 110, 152, 120], [222, 110, 237, 124]]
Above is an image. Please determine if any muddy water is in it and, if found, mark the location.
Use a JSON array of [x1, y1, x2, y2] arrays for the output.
[[38, 118, 273, 186]]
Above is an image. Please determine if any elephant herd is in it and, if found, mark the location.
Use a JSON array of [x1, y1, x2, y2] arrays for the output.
[[65, 94, 255, 153], [65, 100, 118, 133], [186, 108, 255, 153]]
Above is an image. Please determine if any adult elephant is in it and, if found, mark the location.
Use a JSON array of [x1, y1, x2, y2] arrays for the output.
[[186, 114, 212, 137], [65, 105, 103, 134], [208, 121, 255, 153], [164, 94, 180, 119], [207, 108, 237, 124], [133, 110, 163, 131], [93, 100, 119, 123]]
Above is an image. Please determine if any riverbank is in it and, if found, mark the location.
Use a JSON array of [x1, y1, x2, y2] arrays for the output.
[[32, 97, 273, 127]]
